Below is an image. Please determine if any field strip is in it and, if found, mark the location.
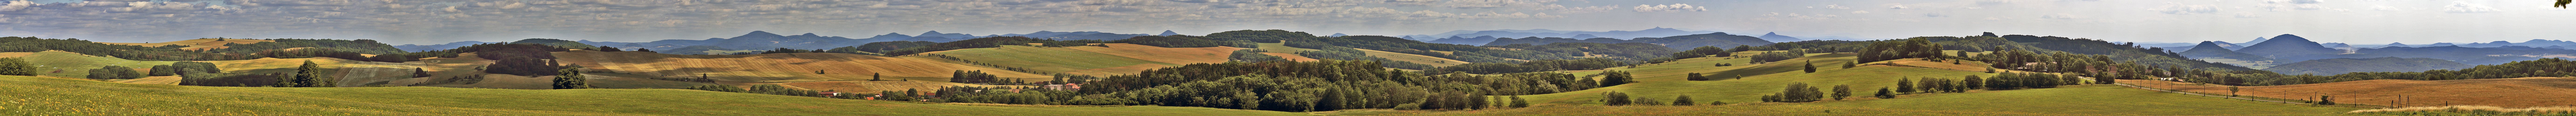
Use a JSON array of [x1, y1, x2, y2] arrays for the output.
[[2086, 77, 2306, 104]]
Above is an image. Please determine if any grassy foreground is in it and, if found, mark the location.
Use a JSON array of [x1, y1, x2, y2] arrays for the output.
[[0, 76, 1301, 116], [1401, 86, 2367, 116]]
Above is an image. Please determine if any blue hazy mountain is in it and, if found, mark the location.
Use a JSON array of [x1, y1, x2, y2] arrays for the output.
[[1755, 32, 1802, 42], [1396, 27, 1721, 42], [392, 41, 504, 52], [2231, 34, 2342, 61]]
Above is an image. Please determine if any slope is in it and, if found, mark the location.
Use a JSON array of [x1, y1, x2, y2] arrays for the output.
[[1407, 86, 2361, 116], [918, 43, 1243, 76], [94, 38, 276, 51], [549, 50, 1048, 82], [2122, 77, 2576, 108], [1527, 53, 2000, 106], [2260, 57, 2473, 75], [0, 75, 1303, 116]]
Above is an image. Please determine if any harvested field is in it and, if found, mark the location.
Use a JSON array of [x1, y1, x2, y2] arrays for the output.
[[2121, 77, 2576, 108], [549, 50, 1047, 82]]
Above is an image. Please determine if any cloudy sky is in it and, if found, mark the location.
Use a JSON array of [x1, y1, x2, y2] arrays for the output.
[[0, 0, 2567, 45]]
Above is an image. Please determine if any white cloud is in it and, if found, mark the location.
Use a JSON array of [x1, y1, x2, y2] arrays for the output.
[[2149, 3, 2221, 14], [2234, 12, 2263, 18], [1889, 5, 1910, 9], [1633, 3, 1706, 12], [1851, 10, 1869, 14], [1923, 13, 1946, 17], [2372, 5, 2403, 11], [1823, 4, 1851, 9], [2040, 13, 2077, 19], [2445, 1, 2501, 13]]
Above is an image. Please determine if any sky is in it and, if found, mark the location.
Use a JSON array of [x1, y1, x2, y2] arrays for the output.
[[0, 0, 2568, 45]]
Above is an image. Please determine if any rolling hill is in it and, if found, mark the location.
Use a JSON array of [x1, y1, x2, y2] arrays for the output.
[[2260, 57, 2473, 75], [2122, 77, 2576, 108], [1405, 86, 2363, 116], [549, 50, 1048, 83], [1527, 52, 2004, 106], [917, 43, 1246, 76], [0, 75, 1302, 116], [94, 38, 275, 51]]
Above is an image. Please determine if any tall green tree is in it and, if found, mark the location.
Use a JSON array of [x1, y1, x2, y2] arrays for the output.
[[290, 60, 329, 87], [1895, 78, 1916, 93], [0, 58, 34, 76], [1831, 85, 1852, 100], [1873, 87, 1896, 99], [1803, 60, 1818, 73], [1671, 95, 1697, 106], [553, 65, 589, 89]]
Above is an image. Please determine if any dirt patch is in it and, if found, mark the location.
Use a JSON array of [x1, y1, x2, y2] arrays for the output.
[[2122, 77, 2576, 107]]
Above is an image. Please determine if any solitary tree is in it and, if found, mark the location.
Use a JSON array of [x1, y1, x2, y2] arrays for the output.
[[412, 68, 432, 78], [2315, 95, 2336, 105], [1896, 78, 1916, 93], [1873, 87, 1896, 99], [871, 73, 883, 81], [1803, 60, 1818, 73], [1672, 95, 1697, 106], [290, 60, 328, 87], [552, 65, 590, 89], [1831, 85, 1853, 100], [2228, 86, 2241, 97]]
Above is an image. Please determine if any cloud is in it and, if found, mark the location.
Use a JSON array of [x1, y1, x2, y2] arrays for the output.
[[2149, 3, 2221, 14], [1851, 10, 1869, 14], [2040, 13, 2076, 19], [1756, 12, 1836, 20], [1889, 5, 1910, 9], [2372, 5, 2403, 11], [2234, 12, 2263, 18], [1822, 4, 1851, 9], [0, 0, 1661, 43], [2444, 1, 2501, 13], [1922, 13, 1946, 17], [1633, 3, 1705, 12]]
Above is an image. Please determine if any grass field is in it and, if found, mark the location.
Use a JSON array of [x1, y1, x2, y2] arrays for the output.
[[1526, 51, 2053, 106], [922, 43, 1241, 76], [550, 50, 1048, 82], [1250, 42, 1466, 66], [0, 75, 1304, 116], [94, 39, 275, 51], [1413, 86, 2365, 116], [2120, 77, 2576, 108]]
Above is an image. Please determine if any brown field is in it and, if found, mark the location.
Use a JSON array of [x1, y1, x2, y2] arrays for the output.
[[776, 81, 1032, 94], [96, 39, 275, 51], [920, 43, 1245, 76], [549, 50, 1047, 82], [1259, 52, 1318, 62], [1064, 43, 1238, 65], [2121, 77, 2576, 107]]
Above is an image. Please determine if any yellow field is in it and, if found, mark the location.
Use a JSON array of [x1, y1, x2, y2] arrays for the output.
[[2123, 77, 2576, 108], [550, 50, 1048, 83], [920, 43, 1242, 76], [95, 39, 275, 51]]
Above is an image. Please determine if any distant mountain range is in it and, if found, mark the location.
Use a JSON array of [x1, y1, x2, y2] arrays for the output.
[[394, 31, 1151, 55], [1399, 27, 1722, 43], [2262, 57, 2474, 75]]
